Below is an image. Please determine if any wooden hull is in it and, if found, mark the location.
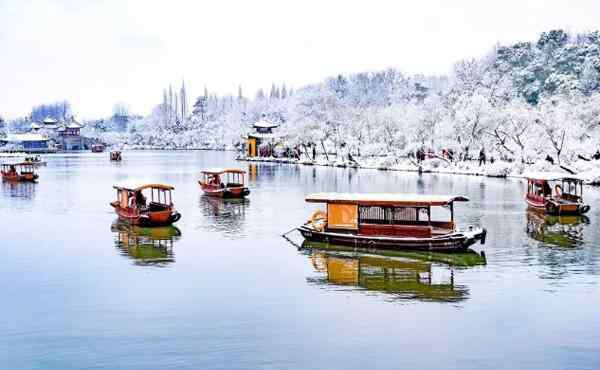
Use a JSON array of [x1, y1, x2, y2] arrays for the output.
[[298, 225, 486, 252], [111, 204, 181, 227], [1, 172, 38, 182], [526, 198, 589, 216], [199, 183, 250, 198]]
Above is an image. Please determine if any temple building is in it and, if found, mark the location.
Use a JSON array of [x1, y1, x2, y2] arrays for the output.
[[245, 119, 280, 157]]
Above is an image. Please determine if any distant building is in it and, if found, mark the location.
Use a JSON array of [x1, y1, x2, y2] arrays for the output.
[[0, 133, 50, 152], [246, 119, 280, 157], [30, 117, 86, 151], [57, 121, 85, 150]]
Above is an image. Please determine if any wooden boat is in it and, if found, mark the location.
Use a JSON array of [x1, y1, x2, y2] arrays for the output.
[[110, 151, 122, 161], [199, 168, 250, 198], [23, 155, 46, 166], [110, 183, 181, 226], [525, 172, 590, 215], [91, 143, 105, 153], [297, 193, 486, 252], [1, 163, 39, 182]]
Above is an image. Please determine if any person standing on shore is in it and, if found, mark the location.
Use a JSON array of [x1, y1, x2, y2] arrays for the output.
[[479, 147, 486, 166]]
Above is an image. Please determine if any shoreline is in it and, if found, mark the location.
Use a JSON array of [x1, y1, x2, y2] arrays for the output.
[[236, 155, 600, 185]]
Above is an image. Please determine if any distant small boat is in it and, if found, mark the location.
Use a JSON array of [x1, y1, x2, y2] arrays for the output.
[[297, 193, 486, 252], [23, 155, 46, 166], [110, 183, 181, 227], [199, 168, 250, 198], [110, 151, 122, 161], [1, 162, 39, 182], [91, 143, 105, 153], [525, 172, 590, 215]]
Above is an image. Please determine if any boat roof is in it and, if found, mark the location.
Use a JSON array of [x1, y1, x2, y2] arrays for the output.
[[524, 171, 583, 182], [306, 193, 469, 206], [113, 183, 174, 192], [201, 168, 246, 175], [1, 162, 35, 167]]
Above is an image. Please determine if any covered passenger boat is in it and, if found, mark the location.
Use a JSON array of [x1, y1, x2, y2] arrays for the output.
[[525, 172, 590, 215], [110, 183, 181, 226], [91, 143, 105, 153], [110, 151, 122, 161], [298, 193, 486, 252], [1, 163, 39, 182], [199, 168, 250, 198]]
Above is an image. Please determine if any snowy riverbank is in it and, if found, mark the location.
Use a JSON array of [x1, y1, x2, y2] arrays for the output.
[[238, 154, 600, 185]]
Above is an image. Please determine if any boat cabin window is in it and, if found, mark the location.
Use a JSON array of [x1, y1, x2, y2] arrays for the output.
[[357, 204, 454, 226], [528, 180, 551, 197]]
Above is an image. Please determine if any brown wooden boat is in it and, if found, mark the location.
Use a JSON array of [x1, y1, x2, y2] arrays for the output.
[[110, 183, 181, 226], [91, 143, 105, 153], [199, 168, 250, 198], [1, 163, 39, 182], [110, 151, 122, 161], [525, 172, 590, 215], [298, 193, 486, 252]]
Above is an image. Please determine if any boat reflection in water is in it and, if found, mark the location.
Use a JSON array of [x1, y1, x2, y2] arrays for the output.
[[301, 241, 486, 303], [1, 181, 36, 200], [111, 221, 181, 266], [198, 196, 248, 237], [526, 211, 589, 248]]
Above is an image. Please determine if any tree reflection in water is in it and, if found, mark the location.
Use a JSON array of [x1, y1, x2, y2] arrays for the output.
[[301, 241, 486, 303], [111, 220, 181, 266], [1, 181, 36, 200]]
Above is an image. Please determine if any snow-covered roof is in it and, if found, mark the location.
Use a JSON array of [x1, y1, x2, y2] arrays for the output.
[[247, 132, 278, 140], [66, 122, 83, 129], [3, 133, 49, 142], [252, 120, 279, 129], [30, 122, 43, 129], [306, 193, 469, 206], [43, 117, 58, 124]]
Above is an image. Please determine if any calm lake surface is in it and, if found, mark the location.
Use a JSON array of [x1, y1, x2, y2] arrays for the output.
[[1, 150, 599, 370]]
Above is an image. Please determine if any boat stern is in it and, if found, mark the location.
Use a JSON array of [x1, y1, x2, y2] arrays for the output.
[[462, 226, 487, 245]]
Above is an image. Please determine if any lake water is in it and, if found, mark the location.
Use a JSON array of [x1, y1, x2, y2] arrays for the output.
[[1, 151, 599, 370]]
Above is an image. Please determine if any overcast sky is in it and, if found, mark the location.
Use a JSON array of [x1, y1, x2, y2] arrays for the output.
[[1, 0, 599, 119]]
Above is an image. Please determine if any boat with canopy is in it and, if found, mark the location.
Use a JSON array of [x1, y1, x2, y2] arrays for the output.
[[1, 162, 39, 182], [110, 183, 181, 226], [199, 168, 250, 198], [110, 151, 122, 161], [524, 172, 590, 215], [297, 192, 486, 252]]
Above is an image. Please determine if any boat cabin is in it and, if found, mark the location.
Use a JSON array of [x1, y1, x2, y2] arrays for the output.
[[525, 172, 589, 215], [199, 168, 250, 198], [305, 193, 467, 238], [110, 151, 122, 161], [111, 183, 181, 226], [1, 162, 39, 182]]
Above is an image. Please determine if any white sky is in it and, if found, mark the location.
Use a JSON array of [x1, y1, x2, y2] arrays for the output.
[[1, 0, 599, 119]]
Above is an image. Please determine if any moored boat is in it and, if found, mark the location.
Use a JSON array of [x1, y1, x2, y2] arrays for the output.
[[1, 163, 39, 182], [91, 143, 105, 153], [110, 183, 181, 226], [297, 193, 486, 252], [110, 151, 122, 161], [199, 168, 250, 198], [23, 155, 46, 166], [525, 172, 590, 215]]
